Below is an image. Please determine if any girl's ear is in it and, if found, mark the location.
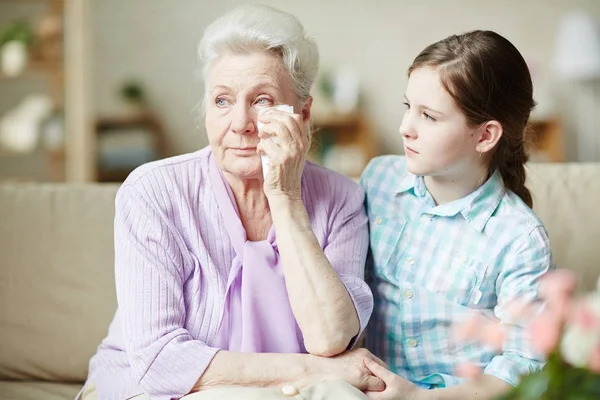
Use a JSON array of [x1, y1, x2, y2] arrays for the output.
[[476, 120, 503, 153]]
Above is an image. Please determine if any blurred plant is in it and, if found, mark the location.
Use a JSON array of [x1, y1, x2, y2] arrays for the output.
[[0, 21, 35, 48], [317, 69, 334, 100], [119, 80, 147, 106], [454, 269, 600, 399]]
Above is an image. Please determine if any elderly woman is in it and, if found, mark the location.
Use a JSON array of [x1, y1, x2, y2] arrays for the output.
[[80, 5, 382, 400]]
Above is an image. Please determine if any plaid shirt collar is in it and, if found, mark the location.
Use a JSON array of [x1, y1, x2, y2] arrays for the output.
[[395, 169, 505, 232]]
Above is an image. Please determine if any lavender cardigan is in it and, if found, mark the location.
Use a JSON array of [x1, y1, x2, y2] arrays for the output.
[[84, 146, 373, 400]]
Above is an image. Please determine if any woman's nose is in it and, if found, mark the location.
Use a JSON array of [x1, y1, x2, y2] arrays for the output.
[[230, 103, 255, 135], [399, 113, 417, 139]]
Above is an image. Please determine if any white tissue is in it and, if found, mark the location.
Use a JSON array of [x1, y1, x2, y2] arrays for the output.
[[258, 104, 294, 179]]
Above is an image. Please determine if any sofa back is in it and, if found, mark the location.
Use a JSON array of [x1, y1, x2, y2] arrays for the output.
[[0, 183, 119, 382], [0, 163, 599, 383], [526, 163, 600, 292]]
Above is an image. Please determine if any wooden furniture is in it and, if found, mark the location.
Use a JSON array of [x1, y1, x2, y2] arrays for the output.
[[527, 118, 566, 162], [310, 111, 378, 178], [95, 111, 170, 182], [0, 0, 93, 182]]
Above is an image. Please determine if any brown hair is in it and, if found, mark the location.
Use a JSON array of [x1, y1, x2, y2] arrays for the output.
[[408, 30, 535, 208]]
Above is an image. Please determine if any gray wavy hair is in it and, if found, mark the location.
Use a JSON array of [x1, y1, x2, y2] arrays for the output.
[[198, 5, 319, 106]]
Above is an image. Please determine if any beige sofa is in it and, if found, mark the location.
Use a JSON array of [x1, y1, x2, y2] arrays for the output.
[[0, 163, 599, 400]]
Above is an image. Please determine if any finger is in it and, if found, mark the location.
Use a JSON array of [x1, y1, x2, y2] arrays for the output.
[[258, 111, 306, 149], [364, 358, 397, 382], [365, 376, 385, 392], [258, 121, 294, 150], [258, 109, 303, 138], [368, 355, 388, 369], [257, 135, 284, 164]]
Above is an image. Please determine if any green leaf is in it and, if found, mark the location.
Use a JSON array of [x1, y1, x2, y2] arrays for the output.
[[0, 21, 34, 47]]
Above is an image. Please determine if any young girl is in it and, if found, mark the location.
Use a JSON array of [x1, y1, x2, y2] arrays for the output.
[[360, 30, 554, 400]]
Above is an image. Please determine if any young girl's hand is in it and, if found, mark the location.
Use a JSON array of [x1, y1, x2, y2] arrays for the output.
[[363, 358, 426, 400]]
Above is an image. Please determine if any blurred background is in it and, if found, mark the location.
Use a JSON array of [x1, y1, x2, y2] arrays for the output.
[[1, 0, 600, 183]]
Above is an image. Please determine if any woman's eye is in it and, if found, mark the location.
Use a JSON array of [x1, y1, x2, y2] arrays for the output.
[[423, 112, 436, 122], [402, 102, 410, 110], [256, 97, 273, 106], [215, 97, 230, 107]]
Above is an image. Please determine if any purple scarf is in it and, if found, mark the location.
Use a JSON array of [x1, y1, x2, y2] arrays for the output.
[[209, 156, 305, 353]]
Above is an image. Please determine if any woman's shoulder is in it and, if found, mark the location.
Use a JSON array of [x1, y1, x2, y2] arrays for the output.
[[118, 147, 211, 202]]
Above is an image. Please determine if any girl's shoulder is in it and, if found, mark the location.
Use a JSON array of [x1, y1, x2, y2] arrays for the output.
[[360, 155, 409, 190], [491, 190, 548, 244]]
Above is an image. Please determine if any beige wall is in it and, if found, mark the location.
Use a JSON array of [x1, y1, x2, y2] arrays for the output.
[[90, 0, 600, 158]]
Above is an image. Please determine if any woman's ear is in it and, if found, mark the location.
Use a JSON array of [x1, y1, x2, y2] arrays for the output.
[[476, 120, 503, 153], [301, 96, 313, 122]]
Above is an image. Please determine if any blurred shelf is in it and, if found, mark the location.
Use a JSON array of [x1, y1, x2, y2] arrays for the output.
[[527, 118, 565, 162], [313, 111, 361, 129], [0, 147, 62, 159], [0, 61, 64, 81], [310, 110, 378, 177], [95, 110, 171, 182], [0, 0, 64, 3], [0, 146, 64, 182], [0, 0, 91, 182]]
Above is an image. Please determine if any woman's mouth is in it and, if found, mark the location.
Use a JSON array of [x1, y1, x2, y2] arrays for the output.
[[231, 147, 257, 156], [404, 145, 419, 155]]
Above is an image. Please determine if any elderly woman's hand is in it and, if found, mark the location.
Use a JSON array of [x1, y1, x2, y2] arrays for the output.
[[298, 348, 387, 393], [257, 109, 309, 201]]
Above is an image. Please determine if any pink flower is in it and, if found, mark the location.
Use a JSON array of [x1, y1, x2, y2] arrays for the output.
[[568, 299, 600, 331], [560, 292, 600, 367], [538, 269, 577, 319], [539, 269, 577, 300], [453, 313, 504, 348], [529, 312, 562, 355], [480, 320, 505, 349], [456, 363, 482, 379]]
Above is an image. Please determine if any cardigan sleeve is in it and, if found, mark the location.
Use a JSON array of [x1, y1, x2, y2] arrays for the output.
[[114, 183, 219, 400]]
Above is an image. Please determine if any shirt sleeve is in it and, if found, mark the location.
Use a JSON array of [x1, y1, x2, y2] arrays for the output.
[[114, 184, 219, 400], [483, 225, 555, 386], [322, 181, 373, 345]]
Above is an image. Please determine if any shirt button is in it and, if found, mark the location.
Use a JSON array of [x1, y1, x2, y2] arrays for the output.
[[375, 216, 383, 225], [404, 289, 413, 299], [407, 256, 415, 265], [460, 255, 468, 263], [281, 385, 298, 396], [408, 338, 419, 347]]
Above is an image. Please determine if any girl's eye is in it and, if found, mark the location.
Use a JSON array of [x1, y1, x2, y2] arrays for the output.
[[423, 112, 436, 122], [402, 102, 410, 110], [215, 97, 230, 107], [255, 97, 273, 106]]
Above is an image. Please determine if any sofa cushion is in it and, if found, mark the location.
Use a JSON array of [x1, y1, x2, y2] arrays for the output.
[[527, 163, 600, 292], [0, 381, 82, 400], [0, 184, 120, 382]]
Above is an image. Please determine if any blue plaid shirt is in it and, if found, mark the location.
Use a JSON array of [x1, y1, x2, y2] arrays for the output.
[[361, 156, 554, 388]]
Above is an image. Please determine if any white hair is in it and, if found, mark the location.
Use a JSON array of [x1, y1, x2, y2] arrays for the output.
[[198, 5, 319, 104]]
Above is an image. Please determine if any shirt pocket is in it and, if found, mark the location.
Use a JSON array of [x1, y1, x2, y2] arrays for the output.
[[369, 214, 407, 279], [424, 252, 488, 307]]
